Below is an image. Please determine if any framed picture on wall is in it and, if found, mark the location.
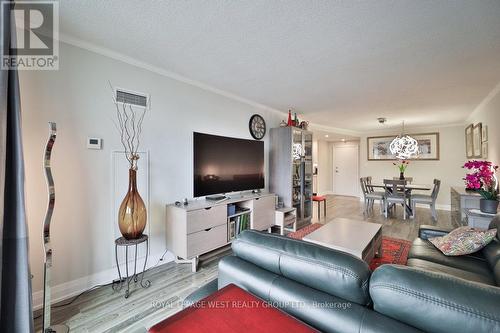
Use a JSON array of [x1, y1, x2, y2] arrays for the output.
[[482, 142, 488, 159], [472, 123, 482, 157], [367, 132, 439, 160], [482, 125, 488, 142], [465, 124, 473, 158]]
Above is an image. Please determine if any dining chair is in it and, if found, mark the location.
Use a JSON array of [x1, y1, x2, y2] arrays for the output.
[[360, 177, 384, 215], [392, 176, 413, 184], [383, 179, 409, 219], [410, 179, 441, 221]]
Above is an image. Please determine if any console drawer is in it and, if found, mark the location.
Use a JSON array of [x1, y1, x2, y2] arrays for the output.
[[187, 224, 227, 258], [187, 205, 226, 234]]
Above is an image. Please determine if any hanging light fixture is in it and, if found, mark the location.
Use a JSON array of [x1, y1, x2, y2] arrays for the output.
[[390, 121, 419, 160]]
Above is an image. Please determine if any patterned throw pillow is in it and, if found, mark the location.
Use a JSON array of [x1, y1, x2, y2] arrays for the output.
[[429, 227, 498, 256]]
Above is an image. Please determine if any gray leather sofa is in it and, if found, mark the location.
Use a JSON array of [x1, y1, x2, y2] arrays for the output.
[[185, 220, 500, 333], [407, 217, 500, 286]]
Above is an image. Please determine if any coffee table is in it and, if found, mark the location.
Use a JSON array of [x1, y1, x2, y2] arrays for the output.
[[303, 218, 383, 263]]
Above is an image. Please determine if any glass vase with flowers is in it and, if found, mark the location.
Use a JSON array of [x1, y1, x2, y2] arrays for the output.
[[393, 160, 410, 180]]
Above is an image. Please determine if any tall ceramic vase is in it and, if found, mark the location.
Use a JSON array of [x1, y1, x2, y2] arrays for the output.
[[118, 168, 147, 239]]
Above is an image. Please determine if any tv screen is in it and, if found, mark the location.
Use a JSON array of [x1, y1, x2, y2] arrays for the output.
[[194, 132, 264, 197]]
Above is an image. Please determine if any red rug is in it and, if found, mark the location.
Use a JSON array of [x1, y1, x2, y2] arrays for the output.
[[288, 223, 411, 271]]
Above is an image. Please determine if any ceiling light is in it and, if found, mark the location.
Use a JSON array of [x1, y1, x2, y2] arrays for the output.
[[325, 135, 329, 138], [341, 138, 346, 142], [390, 121, 418, 160]]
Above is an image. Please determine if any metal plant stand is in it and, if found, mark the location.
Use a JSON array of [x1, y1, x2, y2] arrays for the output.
[[112, 234, 151, 298]]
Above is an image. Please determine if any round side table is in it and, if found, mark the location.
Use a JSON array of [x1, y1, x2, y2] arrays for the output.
[[112, 234, 151, 298]]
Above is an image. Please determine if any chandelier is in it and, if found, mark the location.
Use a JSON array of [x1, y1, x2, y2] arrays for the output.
[[390, 121, 419, 160]]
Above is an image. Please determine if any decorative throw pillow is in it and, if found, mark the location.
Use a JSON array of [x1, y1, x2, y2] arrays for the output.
[[429, 226, 498, 256]]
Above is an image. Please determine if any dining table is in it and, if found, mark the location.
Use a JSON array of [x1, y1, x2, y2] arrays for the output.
[[366, 183, 432, 217]]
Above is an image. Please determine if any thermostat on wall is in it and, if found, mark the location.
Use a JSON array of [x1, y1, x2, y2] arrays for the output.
[[87, 137, 102, 150]]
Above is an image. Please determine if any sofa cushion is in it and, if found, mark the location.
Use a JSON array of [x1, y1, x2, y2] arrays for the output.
[[232, 230, 371, 305], [370, 265, 500, 333], [483, 238, 500, 263], [406, 258, 496, 285], [483, 239, 500, 285], [218, 255, 278, 301], [428, 226, 497, 256], [408, 238, 490, 275], [269, 276, 422, 333], [492, 260, 500, 286], [489, 215, 500, 240], [220, 256, 422, 333]]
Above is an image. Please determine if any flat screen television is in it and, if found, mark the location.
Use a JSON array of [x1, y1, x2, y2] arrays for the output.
[[193, 132, 264, 197]]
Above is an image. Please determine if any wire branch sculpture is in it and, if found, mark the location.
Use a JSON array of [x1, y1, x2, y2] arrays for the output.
[[109, 82, 147, 170]]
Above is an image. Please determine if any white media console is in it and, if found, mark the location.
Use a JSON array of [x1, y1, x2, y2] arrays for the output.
[[166, 192, 276, 272]]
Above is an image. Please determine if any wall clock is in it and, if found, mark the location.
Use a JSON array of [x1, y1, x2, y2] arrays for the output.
[[249, 114, 266, 140]]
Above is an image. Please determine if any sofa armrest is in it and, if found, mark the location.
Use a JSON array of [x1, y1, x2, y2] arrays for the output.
[[183, 279, 218, 308], [418, 225, 453, 240], [370, 265, 500, 333]]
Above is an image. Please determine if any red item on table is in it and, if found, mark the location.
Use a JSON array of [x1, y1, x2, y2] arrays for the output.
[[149, 284, 318, 333], [287, 110, 293, 126]]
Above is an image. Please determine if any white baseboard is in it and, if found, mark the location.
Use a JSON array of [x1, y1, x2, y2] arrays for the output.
[[32, 251, 175, 310], [318, 191, 335, 196], [433, 204, 451, 211]]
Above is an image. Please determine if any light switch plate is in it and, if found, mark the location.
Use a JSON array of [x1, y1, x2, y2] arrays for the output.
[[87, 137, 102, 150]]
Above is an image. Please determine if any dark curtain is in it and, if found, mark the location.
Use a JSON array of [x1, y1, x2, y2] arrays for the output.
[[0, 3, 35, 332]]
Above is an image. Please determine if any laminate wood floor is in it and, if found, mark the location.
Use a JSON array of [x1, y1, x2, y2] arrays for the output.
[[312, 195, 456, 240], [34, 195, 453, 332]]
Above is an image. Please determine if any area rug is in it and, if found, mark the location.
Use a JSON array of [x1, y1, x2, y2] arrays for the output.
[[288, 223, 411, 271]]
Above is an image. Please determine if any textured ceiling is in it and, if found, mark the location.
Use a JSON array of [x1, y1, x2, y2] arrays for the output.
[[58, 0, 500, 131]]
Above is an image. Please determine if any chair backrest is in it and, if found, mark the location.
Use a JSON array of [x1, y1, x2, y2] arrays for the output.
[[383, 179, 407, 197], [359, 177, 368, 196], [366, 176, 374, 192], [392, 176, 413, 184], [431, 179, 441, 200]]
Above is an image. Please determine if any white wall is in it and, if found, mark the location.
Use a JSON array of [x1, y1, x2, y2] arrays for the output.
[[359, 125, 466, 208], [20, 42, 283, 307], [315, 140, 333, 195], [468, 84, 500, 166]]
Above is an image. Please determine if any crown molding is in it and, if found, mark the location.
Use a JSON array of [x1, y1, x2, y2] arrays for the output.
[[360, 122, 467, 136], [308, 123, 361, 136], [57, 33, 473, 135], [58, 33, 287, 117], [58, 34, 366, 135]]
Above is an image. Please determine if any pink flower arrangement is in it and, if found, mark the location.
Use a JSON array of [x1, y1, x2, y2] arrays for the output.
[[463, 160, 499, 200]]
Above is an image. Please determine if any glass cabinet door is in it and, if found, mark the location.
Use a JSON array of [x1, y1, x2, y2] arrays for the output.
[[292, 161, 302, 218], [303, 132, 313, 160], [303, 161, 313, 219]]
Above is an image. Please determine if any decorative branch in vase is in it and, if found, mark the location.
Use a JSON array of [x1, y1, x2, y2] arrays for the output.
[[393, 160, 410, 180], [463, 160, 499, 214], [111, 84, 148, 239]]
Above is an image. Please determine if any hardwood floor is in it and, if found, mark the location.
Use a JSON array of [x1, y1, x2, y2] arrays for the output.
[[312, 194, 454, 241], [34, 195, 453, 332], [34, 259, 219, 333]]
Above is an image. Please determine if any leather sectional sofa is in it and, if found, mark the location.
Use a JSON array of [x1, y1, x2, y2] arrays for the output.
[[407, 219, 500, 286], [184, 218, 500, 333]]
